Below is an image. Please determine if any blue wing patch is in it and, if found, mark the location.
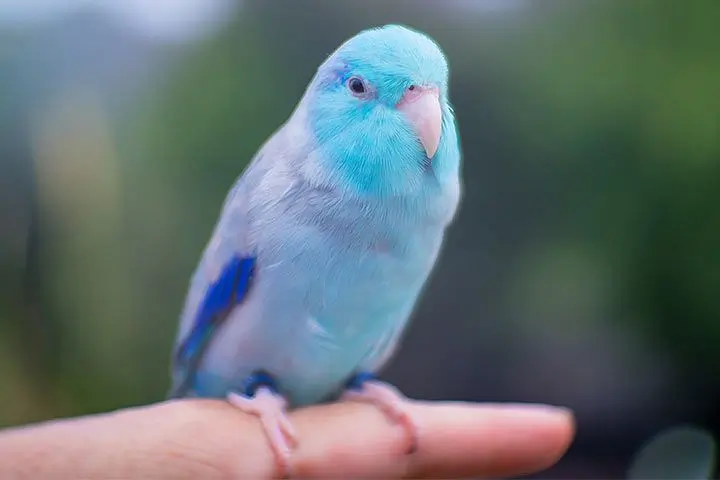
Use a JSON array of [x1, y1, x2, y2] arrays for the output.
[[176, 255, 256, 366]]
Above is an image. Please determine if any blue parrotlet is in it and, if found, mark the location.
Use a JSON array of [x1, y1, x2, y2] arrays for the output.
[[168, 24, 462, 476]]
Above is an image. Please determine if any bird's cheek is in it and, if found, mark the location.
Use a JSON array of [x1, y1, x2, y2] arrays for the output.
[[396, 87, 442, 159]]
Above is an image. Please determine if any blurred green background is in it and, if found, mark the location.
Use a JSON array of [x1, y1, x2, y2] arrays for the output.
[[1, 0, 719, 477]]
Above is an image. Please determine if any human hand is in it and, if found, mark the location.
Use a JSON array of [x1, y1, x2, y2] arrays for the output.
[[0, 398, 574, 478]]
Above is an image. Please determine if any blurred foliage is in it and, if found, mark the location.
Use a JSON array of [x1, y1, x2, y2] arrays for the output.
[[1, 0, 720, 477]]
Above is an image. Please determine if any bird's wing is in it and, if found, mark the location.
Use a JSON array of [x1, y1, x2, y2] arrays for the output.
[[167, 154, 266, 398]]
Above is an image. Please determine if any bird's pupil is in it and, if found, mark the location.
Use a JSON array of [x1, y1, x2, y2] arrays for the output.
[[349, 78, 365, 94], [408, 85, 416, 91]]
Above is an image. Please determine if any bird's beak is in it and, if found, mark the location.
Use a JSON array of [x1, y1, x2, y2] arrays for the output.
[[397, 86, 442, 159]]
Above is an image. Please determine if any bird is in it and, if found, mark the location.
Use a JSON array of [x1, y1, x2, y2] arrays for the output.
[[167, 24, 462, 476]]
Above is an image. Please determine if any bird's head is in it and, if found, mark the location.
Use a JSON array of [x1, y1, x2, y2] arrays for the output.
[[303, 24, 457, 196]]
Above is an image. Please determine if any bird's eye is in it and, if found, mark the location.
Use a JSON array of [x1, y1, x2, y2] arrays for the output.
[[408, 84, 417, 91], [347, 77, 367, 96]]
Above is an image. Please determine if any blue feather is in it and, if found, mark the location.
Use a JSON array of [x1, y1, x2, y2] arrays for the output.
[[176, 255, 256, 367]]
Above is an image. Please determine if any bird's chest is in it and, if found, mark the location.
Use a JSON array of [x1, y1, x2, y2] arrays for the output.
[[248, 208, 440, 401], [259, 198, 444, 338]]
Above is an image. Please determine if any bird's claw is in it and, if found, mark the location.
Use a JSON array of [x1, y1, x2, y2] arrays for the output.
[[341, 379, 419, 454], [227, 386, 297, 477]]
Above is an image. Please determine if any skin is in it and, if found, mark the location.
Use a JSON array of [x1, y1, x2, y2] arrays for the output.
[[0, 399, 574, 478]]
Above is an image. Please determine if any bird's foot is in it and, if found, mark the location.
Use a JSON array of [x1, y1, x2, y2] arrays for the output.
[[227, 373, 297, 478], [341, 372, 419, 454]]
